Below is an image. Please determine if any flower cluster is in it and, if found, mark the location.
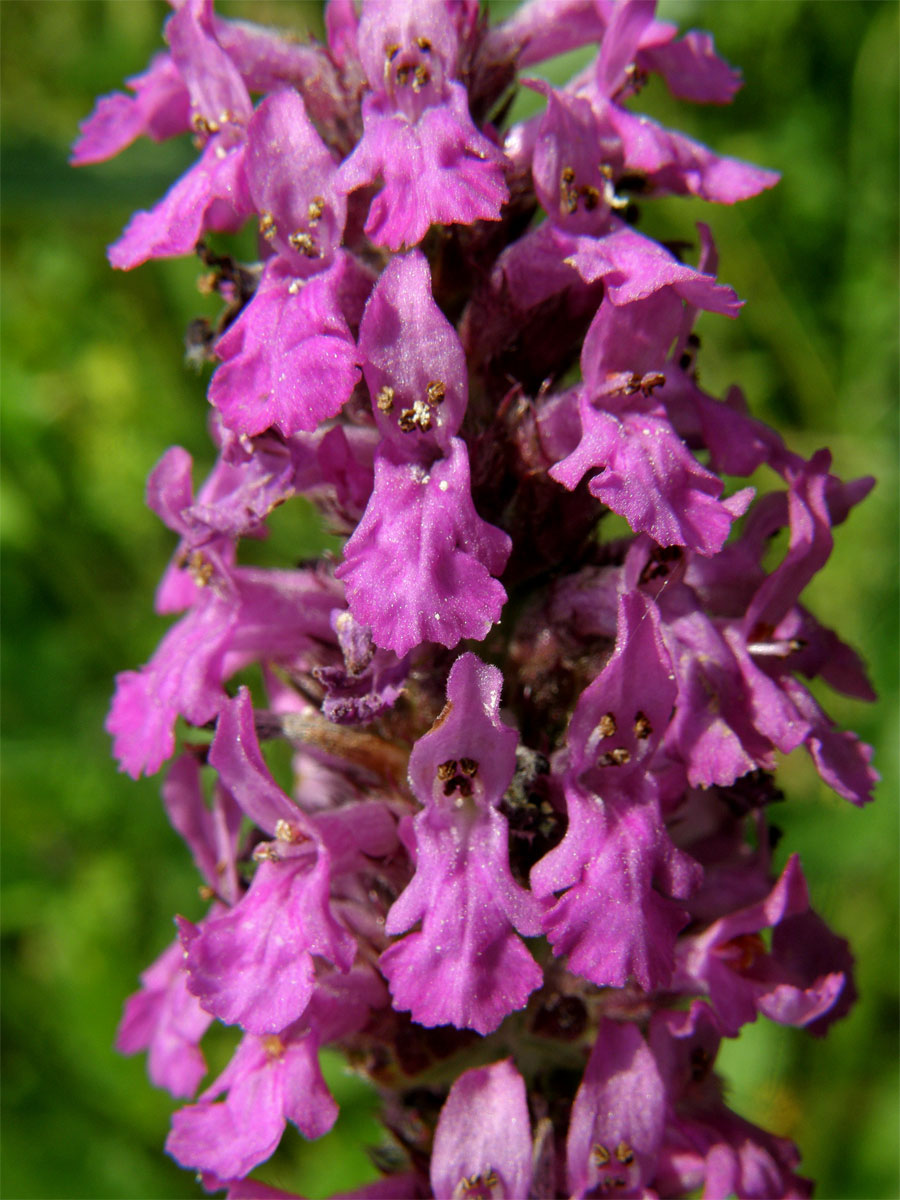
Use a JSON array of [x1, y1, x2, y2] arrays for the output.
[[76, 1, 877, 1196]]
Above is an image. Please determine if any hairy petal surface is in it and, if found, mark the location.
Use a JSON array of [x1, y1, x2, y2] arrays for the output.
[[336, 440, 510, 656]]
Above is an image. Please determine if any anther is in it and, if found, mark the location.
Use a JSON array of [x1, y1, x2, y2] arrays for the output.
[[582, 185, 601, 211], [598, 748, 631, 766], [262, 1034, 285, 1059], [289, 231, 319, 257], [721, 931, 766, 970], [457, 1168, 500, 1198], [459, 757, 479, 777], [191, 112, 217, 136], [444, 776, 473, 798], [258, 212, 277, 240], [275, 819, 299, 842], [307, 196, 325, 224], [188, 550, 213, 587], [426, 379, 446, 405], [416, 36, 432, 51], [596, 713, 617, 738], [376, 385, 395, 413], [615, 1142, 634, 1165], [252, 843, 281, 862], [437, 760, 458, 782], [398, 398, 433, 432], [560, 165, 579, 215], [633, 711, 652, 739], [592, 1144, 611, 1166], [639, 371, 666, 395]]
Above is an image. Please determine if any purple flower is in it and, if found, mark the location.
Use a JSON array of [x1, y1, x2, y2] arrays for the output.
[[380, 653, 543, 1033], [107, 564, 340, 777], [209, 255, 363, 438], [177, 689, 395, 1034], [337, 0, 508, 249], [162, 751, 243, 907], [532, 592, 701, 990], [336, 439, 510, 656], [71, 52, 191, 165], [675, 854, 847, 1035], [116, 937, 213, 1100], [166, 967, 384, 1179], [107, 1, 256, 270], [430, 1060, 533, 1199], [567, 1017, 666, 1199], [108, 132, 252, 270], [358, 250, 467, 457], [650, 1003, 814, 1198], [206, 89, 369, 438]]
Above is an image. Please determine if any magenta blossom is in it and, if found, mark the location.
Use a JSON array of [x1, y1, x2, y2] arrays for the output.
[[83, 1, 876, 1196]]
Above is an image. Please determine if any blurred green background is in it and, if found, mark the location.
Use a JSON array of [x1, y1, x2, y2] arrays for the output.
[[1, 1, 897, 1197]]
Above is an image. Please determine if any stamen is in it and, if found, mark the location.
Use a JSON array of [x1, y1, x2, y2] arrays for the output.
[[633, 711, 652, 739], [719, 932, 766, 970], [639, 371, 666, 395], [581, 185, 601, 211], [444, 775, 473, 798], [560, 165, 579, 215], [596, 712, 617, 738], [601, 173, 630, 212], [262, 1034, 285, 1060], [289, 231, 319, 257], [598, 748, 631, 766], [455, 1168, 500, 1199], [747, 638, 804, 658], [376, 385, 395, 413], [191, 112, 217, 136], [624, 62, 649, 91], [398, 398, 433, 432], [188, 550, 213, 587], [426, 379, 446, 405], [275, 819, 303, 843], [252, 843, 281, 862], [437, 760, 458, 782]]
